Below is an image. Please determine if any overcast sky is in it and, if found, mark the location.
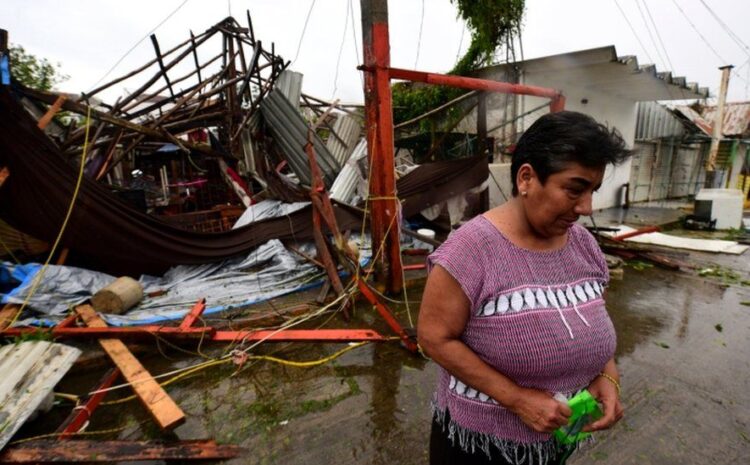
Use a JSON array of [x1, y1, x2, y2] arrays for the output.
[[2, 0, 750, 105]]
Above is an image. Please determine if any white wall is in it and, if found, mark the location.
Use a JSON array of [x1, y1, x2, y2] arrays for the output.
[[519, 72, 637, 210]]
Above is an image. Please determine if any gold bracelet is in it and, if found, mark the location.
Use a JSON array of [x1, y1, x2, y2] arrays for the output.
[[598, 372, 621, 397]]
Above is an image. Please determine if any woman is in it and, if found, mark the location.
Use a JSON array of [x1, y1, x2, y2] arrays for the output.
[[418, 111, 631, 465]]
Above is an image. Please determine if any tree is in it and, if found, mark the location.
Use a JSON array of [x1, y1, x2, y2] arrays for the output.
[[8, 44, 68, 91], [391, 0, 525, 125]]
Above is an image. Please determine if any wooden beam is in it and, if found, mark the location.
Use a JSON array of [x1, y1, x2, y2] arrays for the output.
[[36, 95, 66, 130], [150, 34, 175, 98], [0, 439, 243, 462], [75, 305, 186, 431]]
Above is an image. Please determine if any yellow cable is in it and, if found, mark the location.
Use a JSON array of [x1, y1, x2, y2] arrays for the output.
[[8, 106, 92, 328], [9, 425, 130, 445], [99, 342, 370, 406], [0, 234, 21, 264]]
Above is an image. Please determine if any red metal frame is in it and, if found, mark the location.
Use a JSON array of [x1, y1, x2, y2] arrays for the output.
[[211, 328, 386, 342], [359, 0, 565, 292], [56, 368, 120, 439], [612, 226, 660, 241]]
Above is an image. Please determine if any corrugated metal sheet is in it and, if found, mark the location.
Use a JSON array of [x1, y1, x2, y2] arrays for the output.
[[330, 139, 367, 204], [274, 70, 303, 111], [0, 341, 81, 449], [260, 90, 341, 188], [672, 102, 750, 137], [326, 114, 361, 165], [635, 102, 685, 140], [702, 103, 750, 137]]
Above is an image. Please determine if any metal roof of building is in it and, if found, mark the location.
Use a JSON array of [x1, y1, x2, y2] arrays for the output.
[[480, 46, 709, 102], [0, 341, 81, 449], [670, 102, 750, 138]]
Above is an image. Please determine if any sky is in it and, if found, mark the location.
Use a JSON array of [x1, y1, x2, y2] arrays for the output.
[[2, 0, 750, 105]]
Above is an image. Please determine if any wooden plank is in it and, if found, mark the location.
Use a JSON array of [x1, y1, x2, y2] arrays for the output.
[[0, 304, 20, 330], [0, 439, 242, 462], [36, 94, 66, 130], [75, 305, 185, 431]]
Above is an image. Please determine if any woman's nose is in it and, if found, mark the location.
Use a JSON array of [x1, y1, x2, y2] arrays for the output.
[[574, 193, 593, 216]]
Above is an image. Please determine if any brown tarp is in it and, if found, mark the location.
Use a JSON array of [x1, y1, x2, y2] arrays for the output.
[[0, 87, 487, 276]]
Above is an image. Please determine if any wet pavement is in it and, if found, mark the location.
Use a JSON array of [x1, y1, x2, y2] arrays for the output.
[[17, 236, 750, 464]]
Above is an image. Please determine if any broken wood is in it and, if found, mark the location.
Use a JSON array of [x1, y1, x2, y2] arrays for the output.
[[75, 305, 186, 431], [36, 94, 66, 130], [91, 276, 144, 315], [0, 439, 243, 462]]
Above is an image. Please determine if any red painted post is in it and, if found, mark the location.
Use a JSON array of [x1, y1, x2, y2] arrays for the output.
[[360, 0, 403, 294]]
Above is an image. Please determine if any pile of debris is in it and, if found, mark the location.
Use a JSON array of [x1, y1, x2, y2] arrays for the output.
[[0, 13, 494, 462]]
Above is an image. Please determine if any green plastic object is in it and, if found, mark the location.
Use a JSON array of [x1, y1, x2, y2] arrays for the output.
[[553, 389, 603, 445]]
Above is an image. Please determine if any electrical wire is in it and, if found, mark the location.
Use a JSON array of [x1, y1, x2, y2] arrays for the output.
[[414, 0, 425, 69], [633, 0, 668, 70], [292, 0, 317, 65], [640, 0, 676, 71], [92, 340, 370, 407], [87, 0, 190, 92], [7, 106, 92, 328], [332, 0, 351, 98], [612, 0, 656, 65], [697, 0, 750, 58], [349, 0, 365, 89], [454, 20, 466, 67], [87, 288, 356, 397], [670, 0, 748, 85]]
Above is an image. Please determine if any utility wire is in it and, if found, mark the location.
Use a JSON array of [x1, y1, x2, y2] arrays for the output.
[[292, 0, 317, 65], [87, 0, 190, 92], [612, 0, 656, 65], [697, 0, 750, 58], [349, 0, 364, 88], [634, 0, 668, 70], [670, 0, 747, 85], [332, 0, 350, 98], [454, 21, 465, 67], [414, 0, 425, 69], [640, 0, 676, 71]]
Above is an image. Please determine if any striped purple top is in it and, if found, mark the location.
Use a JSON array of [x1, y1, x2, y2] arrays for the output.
[[427, 215, 615, 458]]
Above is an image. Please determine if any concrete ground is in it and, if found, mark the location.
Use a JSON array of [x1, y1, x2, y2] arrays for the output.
[[21, 219, 749, 464]]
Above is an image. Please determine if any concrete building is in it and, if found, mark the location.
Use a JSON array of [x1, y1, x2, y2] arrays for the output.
[[459, 46, 709, 210]]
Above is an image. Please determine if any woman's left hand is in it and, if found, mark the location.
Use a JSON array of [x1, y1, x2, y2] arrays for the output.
[[583, 374, 624, 432]]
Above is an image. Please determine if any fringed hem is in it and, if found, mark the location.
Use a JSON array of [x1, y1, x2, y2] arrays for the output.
[[432, 403, 580, 465]]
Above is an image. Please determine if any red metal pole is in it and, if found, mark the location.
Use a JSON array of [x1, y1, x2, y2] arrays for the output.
[[361, 0, 403, 294], [387, 67, 565, 113], [612, 225, 660, 241]]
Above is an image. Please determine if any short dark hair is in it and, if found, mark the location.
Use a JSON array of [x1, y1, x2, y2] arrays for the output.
[[510, 111, 632, 196]]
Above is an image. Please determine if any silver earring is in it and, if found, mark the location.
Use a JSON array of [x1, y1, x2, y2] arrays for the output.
[[521, 191, 528, 197]]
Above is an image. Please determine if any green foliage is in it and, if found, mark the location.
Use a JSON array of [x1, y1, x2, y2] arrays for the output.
[[8, 45, 68, 90], [391, 0, 525, 125], [451, 0, 525, 75]]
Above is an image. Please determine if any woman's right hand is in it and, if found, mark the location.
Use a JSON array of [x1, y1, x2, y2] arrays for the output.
[[508, 387, 572, 433]]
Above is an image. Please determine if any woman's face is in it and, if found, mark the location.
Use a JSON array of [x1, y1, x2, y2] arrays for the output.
[[518, 161, 605, 238]]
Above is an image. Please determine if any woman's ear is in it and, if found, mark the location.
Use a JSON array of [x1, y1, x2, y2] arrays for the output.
[[516, 163, 536, 195]]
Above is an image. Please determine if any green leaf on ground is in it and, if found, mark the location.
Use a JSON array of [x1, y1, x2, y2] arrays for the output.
[[715, 324, 723, 332], [654, 341, 670, 349], [741, 301, 750, 306]]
